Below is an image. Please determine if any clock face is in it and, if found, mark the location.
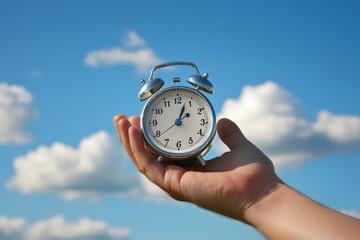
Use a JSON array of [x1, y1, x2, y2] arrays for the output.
[[141, 86, 216, 158]]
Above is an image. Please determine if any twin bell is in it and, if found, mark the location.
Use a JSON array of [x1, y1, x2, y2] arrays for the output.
[[138, 61, 214, 101]]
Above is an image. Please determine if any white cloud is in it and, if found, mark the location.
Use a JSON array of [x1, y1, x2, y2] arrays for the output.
[[6, 131, 169, 202], [84, 48, 162, 73], [84, 31, 163, 73], [0, 215, 129, 240], [123, 30, 146, 48], [0, 216, 26, 240], [217, 81, 360, 167], [0, 83, 36, 145], [7, 131, 136, 200], [341, 209, 360, 219]]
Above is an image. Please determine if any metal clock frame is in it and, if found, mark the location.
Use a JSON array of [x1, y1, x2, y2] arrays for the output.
[[140, 85, 216, 165]]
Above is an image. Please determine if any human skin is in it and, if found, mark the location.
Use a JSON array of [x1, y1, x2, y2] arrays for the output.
[[114, 114, 360, 240]]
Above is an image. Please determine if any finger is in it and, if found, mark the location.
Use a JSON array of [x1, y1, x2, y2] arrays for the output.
[[113, 114, 127, 143], [128, 116, 141, 130], [217, 118, 248, 151], [128, 126, 167, 189], [128, 115, 158, 158], [128, 126, 190, 201], [117, 118, 137, 164]]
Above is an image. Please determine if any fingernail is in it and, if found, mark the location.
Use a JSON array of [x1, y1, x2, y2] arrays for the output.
[[114, 116, 124, 144], [113, 115, 121, 125]]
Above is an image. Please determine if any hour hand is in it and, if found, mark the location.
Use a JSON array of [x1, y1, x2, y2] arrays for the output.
[[175, 104, 185, 126], [178, 104, 185, 119]]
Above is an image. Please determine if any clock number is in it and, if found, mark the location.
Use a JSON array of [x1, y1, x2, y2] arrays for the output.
[[188, 137, 193, 144], [164, 138, 169, 147], [156, 131, 161, 137], [164, 101, 170, 107], [152, 119, 158, 126], [188, 100, 192, 107], [198, 107, 204, 115], [155, 108, 163, 115], [197, 129, 204, 136], [200, 119, 206, 126], [174, 96, 182, 104], [176, 141, 182, 148]]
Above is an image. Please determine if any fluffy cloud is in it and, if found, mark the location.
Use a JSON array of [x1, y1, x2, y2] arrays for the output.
[[84, 31, 163, 73], [217, 81, 360, 167], [0, 215, 129, 240], [0, 83, 36, 145], [0, 216, 26, 240], [123, 30, 146, 48], [6, 131, 168, 202]]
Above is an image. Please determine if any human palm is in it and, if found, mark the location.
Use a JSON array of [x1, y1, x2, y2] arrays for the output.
[[114, 115, 279, 221]]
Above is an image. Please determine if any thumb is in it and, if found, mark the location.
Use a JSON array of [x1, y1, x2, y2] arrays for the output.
[[217, 118, 248, 151]]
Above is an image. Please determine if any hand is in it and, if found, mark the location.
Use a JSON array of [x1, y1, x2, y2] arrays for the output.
[[113, 114, 280, 221], [113, 114, 360, 239]]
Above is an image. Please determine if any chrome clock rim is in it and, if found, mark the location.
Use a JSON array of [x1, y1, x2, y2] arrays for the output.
[[140, 86, 216, 160]]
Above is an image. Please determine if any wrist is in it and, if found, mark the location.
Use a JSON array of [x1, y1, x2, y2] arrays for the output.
[[242, 177, 288, 227], [242, 179, 360, 240]]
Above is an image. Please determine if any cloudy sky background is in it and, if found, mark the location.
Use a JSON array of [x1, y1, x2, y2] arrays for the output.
[[1, 1, 359, 239]]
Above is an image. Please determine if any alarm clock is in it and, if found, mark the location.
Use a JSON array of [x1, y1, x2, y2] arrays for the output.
[[138, 62, 216, 166]]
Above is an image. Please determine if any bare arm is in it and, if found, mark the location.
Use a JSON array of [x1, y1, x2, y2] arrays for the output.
[[246, 183, 360, 239], [114, 114, 360, 240]]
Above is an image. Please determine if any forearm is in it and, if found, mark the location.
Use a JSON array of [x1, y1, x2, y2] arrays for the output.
[[245, 183, 360, 240]]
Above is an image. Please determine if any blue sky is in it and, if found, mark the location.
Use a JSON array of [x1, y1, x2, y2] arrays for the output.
[[1, 1, 359, 239]]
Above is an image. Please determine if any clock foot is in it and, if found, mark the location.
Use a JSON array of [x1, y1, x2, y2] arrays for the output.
[[196, 155, 206, 166], [157, 156, 164, 163]]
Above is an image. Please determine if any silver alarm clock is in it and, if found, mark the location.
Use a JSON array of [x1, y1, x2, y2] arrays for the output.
[[138, 62, 216, 166]]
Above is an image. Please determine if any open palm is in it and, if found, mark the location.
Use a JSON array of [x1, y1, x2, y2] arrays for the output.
[[114, 115, 280, 221]]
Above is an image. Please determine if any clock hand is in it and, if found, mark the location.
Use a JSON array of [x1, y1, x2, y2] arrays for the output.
[[175, 104, 186, 126], [178, 104, 185, 120], [159, 113, 190, 137], [182, 113, 190, 119], [159, 122, 176, 137]]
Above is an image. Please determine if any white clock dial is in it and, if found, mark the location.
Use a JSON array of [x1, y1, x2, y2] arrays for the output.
[[141, 86, 216, 158]]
